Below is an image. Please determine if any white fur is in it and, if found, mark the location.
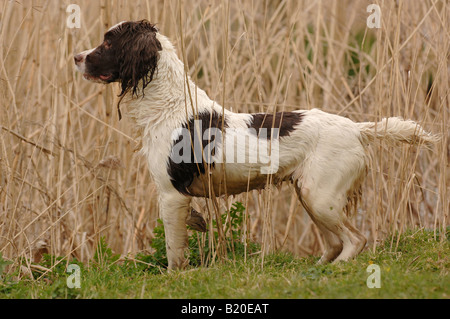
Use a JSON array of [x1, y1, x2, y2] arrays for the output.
[[108, 21, 126, 32]]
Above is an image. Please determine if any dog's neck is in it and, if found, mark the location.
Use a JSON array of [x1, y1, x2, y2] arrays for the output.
[[123, 33, 222, 133]]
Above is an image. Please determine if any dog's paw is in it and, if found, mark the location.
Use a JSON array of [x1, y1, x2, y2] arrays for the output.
[[186, 209, 207, 232]]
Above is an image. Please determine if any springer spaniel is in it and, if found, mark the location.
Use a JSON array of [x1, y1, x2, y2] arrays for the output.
[[74, 20, 437, 270]]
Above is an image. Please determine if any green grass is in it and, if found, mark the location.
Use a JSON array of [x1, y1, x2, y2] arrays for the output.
[[0, 228, 448, 299]]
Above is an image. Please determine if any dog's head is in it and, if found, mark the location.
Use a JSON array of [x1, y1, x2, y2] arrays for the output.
[[74, 20, 162, 97]]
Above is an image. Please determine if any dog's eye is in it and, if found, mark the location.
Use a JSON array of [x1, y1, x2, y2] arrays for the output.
[[104, 40, 112, 49]]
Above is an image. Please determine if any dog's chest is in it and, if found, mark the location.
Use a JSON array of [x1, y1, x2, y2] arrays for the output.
[[140, 123, 178, 185]]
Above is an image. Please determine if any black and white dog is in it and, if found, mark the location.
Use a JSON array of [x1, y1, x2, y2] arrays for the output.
[[74, 20, 437, 269]]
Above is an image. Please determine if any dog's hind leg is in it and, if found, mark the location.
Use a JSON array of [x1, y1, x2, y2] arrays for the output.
[[159, 191, 191, 270], [295, 179, 366, 264], [333, 218, 367, 263], [294, 149, 367, 263], [295, 184, 343, 264], [315, 224, 343, 264]]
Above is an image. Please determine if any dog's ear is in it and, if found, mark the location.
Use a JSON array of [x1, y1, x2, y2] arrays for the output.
[[117, 21, 162, 97]]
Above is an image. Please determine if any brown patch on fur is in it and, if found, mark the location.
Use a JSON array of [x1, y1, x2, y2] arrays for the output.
[[249, 112, 304, 137]]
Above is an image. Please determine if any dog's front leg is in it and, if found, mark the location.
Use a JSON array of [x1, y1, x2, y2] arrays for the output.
[[159, 191, 191, 270]]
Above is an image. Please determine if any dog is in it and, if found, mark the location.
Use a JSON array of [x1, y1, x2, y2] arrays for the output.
[[74, 20, 437, 270]]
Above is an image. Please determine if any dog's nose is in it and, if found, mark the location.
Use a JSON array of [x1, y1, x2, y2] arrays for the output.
[[74, 54, 84, 64]]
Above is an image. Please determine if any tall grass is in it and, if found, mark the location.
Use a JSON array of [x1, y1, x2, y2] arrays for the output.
[[0, 0, 448, 275]]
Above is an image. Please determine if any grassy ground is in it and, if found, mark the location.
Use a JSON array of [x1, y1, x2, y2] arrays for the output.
[[1, 228, 448, 299]]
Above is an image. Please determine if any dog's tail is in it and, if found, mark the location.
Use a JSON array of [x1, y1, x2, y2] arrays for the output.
[[357, 117, 439, 147]]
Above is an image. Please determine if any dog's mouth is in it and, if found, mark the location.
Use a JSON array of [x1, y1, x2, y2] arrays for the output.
[[83, 73, 113, 83], [99, 74, 113, 81]]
